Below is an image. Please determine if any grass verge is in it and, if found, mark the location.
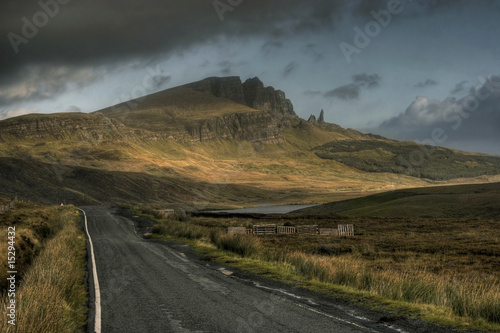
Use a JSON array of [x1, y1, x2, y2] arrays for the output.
[[0, 203, 87, 332]]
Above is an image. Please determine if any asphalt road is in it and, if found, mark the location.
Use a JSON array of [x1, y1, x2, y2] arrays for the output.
[[79, 205, 411, 333]]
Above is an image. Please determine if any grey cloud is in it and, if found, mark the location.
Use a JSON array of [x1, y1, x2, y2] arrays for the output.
[[353, 0, 388, 18], [261, 41, 284, 54], [324, 84, 360, 100], [0, 107, 38, 120], [415, 79, 438, 88], [325, 73, 380, 100], [378, 76, 500, 154], [283, 62, 298, 77], [353, 73, 380, 88], [353, 0, 496, 22], [451, 80, 468, 95], [0, 65, 102, 107], [302, 43, 325, 62], [152, 75, 171, 88], [217, 60, 247, 77]]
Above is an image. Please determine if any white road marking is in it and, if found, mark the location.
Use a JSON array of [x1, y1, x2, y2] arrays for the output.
[[78, 208, 102, 333], [295, 303, 380, 333]]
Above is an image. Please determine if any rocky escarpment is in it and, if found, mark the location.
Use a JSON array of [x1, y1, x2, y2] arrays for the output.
[[184, 76, 296, 120], [183, 111, 282, 143], [0, 112, 135, 143]]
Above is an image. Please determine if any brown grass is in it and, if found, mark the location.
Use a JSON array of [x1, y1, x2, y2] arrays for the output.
[[0, 204, 87, 332]]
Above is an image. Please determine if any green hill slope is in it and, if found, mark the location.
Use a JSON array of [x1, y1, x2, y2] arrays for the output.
[[314, 139, 500, 180], [296, 182, 500, 219]]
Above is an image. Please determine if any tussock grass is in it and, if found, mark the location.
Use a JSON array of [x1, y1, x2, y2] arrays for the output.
[[0, 203, 67, 288], [152, 216, 261, 257], [0, 204, 87, 332], [284, 251, 500, 324], [210, 232, 262, 258]]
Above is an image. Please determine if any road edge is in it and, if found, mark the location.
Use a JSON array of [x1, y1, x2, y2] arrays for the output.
[[77, 207, 102, 333]]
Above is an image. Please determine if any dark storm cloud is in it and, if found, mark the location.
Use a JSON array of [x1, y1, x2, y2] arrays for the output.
[[415, 79, 438, 88], [325, 73, 380, 100], [324, 84, 360, 100], [353, 0, 388, 18], [378, 76, 500, 154], [0, 65, 101, 107], [353, 0, 497, 21], [0, 0, 347, 108], [0, 0, 344, 77]]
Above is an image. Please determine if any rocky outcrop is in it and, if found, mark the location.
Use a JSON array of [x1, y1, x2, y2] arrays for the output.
[[184, 111, 282, 143], [307, 115, 317, 123], [0, 113, 131, 143], [183, 76, 246, 106], [318, 109, 325, 122], [184, 76, 297, 120], [242, 77, 296, 119]]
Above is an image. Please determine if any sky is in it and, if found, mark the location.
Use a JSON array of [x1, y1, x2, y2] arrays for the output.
[[1, 0, 499, 154]]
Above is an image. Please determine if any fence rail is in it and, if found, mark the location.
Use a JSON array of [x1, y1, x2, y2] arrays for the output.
[[227, 222, 354, 237], [319, 228, 338, 236], [296, 225, 318, 235], [338, 224, 354, 236], [253, 224, 277, 235], [277, 226, 296, 234]]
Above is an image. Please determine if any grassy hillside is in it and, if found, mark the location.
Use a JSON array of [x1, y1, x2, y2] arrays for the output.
[[297, 182, 500, 218], [314, 138, 500, 180]]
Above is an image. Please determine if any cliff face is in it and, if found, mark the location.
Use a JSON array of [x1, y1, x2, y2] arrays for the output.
[[242, 77, 295, 119], [183, 111, 282, 143], [185, 76, 247, 106], [0, 111, 282, 145], [0, 113, 130, 143], [184, 76, 296, 120]]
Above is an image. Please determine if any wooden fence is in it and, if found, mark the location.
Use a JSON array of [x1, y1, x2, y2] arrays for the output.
[[338, 224, 354, 236], [227, 223, 354, 237], [296, 225, 318, 235], [277, 226, 296, 234], [253, 224, 277, 235], [319, 228, 338, 236]]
